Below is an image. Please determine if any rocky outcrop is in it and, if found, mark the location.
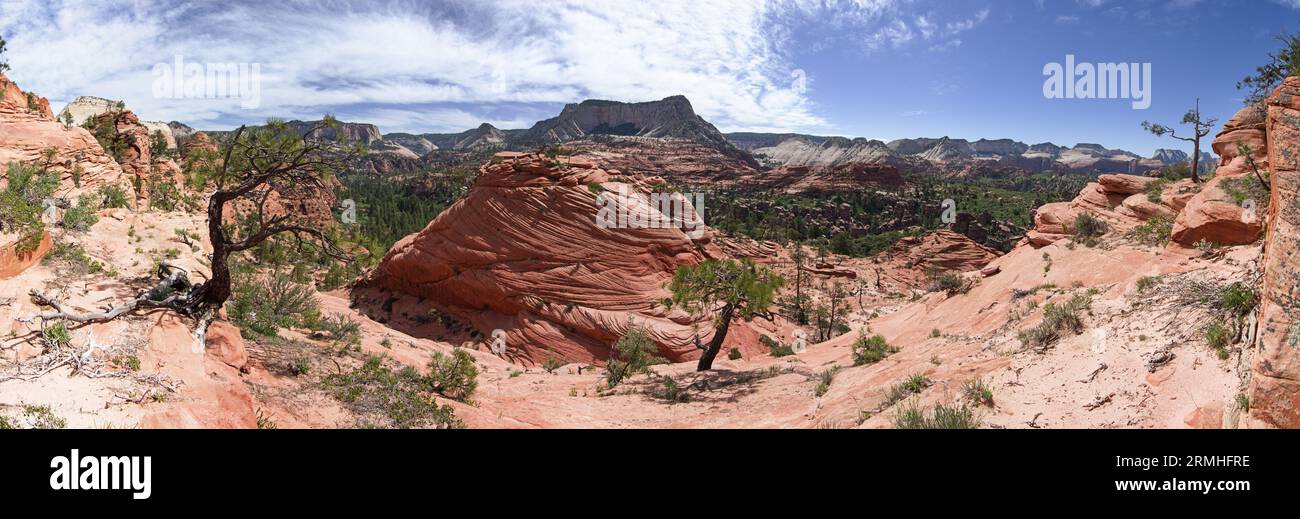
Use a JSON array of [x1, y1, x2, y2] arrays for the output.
[[57, 97, 177, 150], [181, 131, 218, 159], [1249, 78, 1300, 428], [1169, 105, 1268, 247], [1027, 173, 1189, 247], [756, 133, 1180, 175], [0, 74, 125, 195], [362, 151, 748, 365]]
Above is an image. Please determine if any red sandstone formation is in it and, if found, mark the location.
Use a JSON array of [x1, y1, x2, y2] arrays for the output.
[[362, 151, 759, 365], [0, 73, 125, 195]]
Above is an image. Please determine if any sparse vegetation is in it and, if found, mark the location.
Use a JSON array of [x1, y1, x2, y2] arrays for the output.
[[1129, 215, 1173, 246], [1017, 294, 1091, 351], [324, 355, 465, 429], [814, 366, 841, 397], [963, 379, 995, 407], [894, 400, 979, 429]]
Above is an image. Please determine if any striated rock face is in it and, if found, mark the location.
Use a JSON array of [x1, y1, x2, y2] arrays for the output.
[[1249, 78, 1300, 428], [363, 151, 745, 365], [885, 230, 1000, 273], [0, 74, 125, 195]]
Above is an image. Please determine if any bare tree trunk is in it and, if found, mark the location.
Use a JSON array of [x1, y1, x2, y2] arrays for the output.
[[696, 304, 736, 371], [201, 193, 232, 307], [1191, 138, 1202, 184]]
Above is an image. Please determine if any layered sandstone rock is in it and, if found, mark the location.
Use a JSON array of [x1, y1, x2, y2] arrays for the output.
[[875, 230, 1000, 287], [1027, 174, 1189, 247], [1249, 78, 1300, 428], [362, 151, 745, 365], [0, 74, 126, 195]]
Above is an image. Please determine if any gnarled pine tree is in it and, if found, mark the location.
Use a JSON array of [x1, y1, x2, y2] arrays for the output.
[[669, 259, 784, 371], [23, 117, 359, 347]]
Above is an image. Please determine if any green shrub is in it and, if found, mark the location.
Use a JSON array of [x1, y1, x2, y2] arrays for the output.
[[98, 184, 130, 209], [1205, 321, 1231, 352], [1219, 282, 1257, 317], [228, 272, 320, 337], [61, 193, 100, 231], [1070, 212, 1107, 245], [727, 347, 742, 360], [0, 162, 57, 254], [852, 334, 895, 366], [927, 269, 970, 295], [1136, 275, 1161, 293], [21, 405, 67, 429], [543, 355, 563, 373], [881, 373, 932, 408], [43, 320, 72, 349], [606, 327, 664, 387], [287, 355, 312, 376], [648, 376, 690, 404], [426, 348, 479, 403]]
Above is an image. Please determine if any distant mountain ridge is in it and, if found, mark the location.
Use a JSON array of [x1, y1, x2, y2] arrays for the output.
[[735, 132, 1217, 174]]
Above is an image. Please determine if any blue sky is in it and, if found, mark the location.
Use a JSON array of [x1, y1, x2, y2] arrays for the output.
[[1, 0, 1297, 156]]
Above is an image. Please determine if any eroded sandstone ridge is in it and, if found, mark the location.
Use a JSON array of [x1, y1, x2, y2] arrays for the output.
[[362, 151, 751, 365]]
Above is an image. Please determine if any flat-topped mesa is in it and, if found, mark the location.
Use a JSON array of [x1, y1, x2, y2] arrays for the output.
[[524, 95, 758, 167], [361, 151, 759, 365]]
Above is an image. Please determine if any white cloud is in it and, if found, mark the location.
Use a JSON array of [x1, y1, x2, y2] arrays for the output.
[[0, 0, 991, 134]]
